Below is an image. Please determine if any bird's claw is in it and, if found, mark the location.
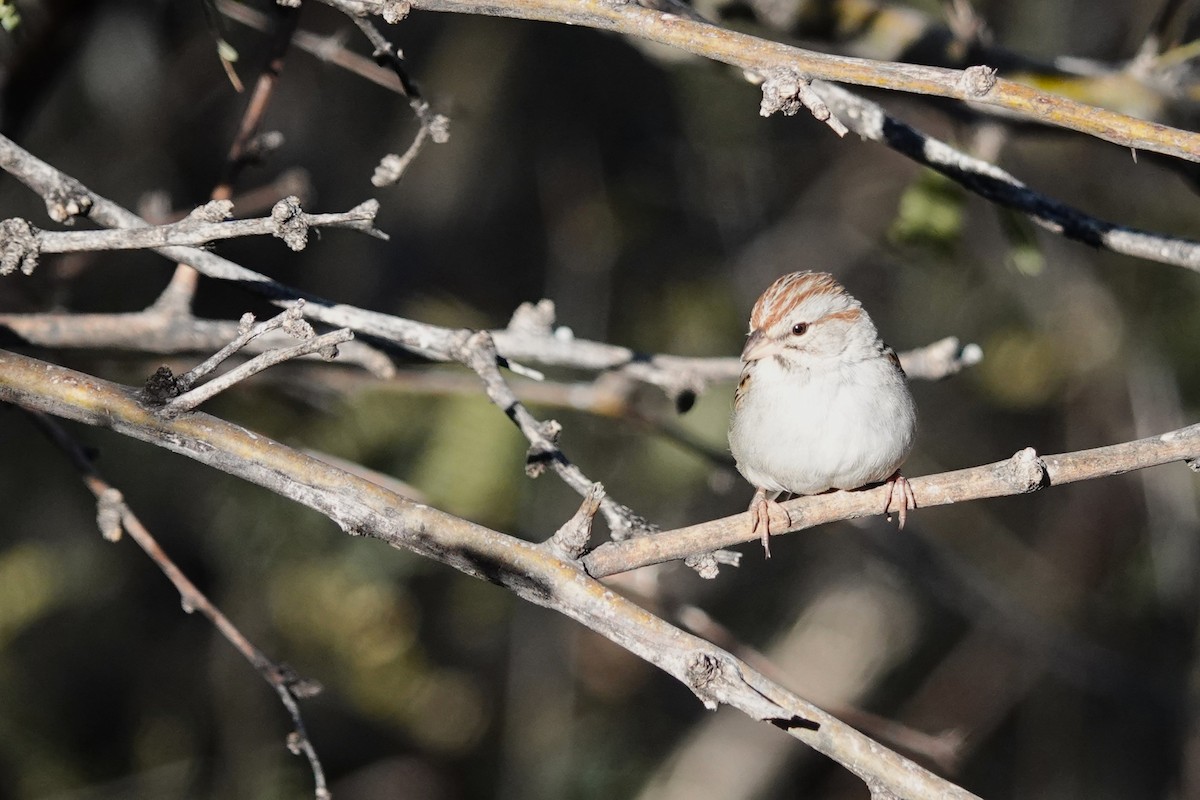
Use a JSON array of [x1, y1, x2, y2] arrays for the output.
[[749, 488, 790, 558], [883, 473, 916, 529]]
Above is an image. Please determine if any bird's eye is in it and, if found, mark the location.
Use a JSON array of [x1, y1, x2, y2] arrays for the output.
[[791, 322, 809, 336]]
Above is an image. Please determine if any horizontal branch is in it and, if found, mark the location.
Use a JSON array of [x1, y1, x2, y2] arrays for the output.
[[0, 310, 395, 377], [0, 347, 980, 800], [0, 304, 971, 388], [399, 0, 1200, 162], [0, 133, 467, 360], [581, 431, 1200, 577], [0, 197, 384, 276]]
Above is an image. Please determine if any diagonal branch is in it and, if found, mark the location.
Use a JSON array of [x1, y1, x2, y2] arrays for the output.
[[215, 0, 406, 94], [394, 0, 1200, 162], [451, 329, 657, 539], [335, 7, 451, 186], [0, 347, 980, 800], [24, 409, 331, 800], [811, 81, 1200, 273], [162, 328, 354, 415]]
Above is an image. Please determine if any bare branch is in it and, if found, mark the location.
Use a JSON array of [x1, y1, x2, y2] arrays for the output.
[[333, 8, 451, 186], [216, 0, 408, 95], [0, 349, 981, 800], [0, 136, 979, 397], [0, 197, 384, 273], [0, 309, 395, 377], [896, 337, 983, 381], [162, 327, 354, 416], [0, 300, 969, 402], [322, 0, 413, 23], [581, 430, 1200, 577], [451, 329, 657, 540], [173, 306, 312, 393], [398, 0, 1200, 162], [812, 81, 1200, 274], [156, 3, 301, 314], [372, 110, 451, 187], [24, 409, 331, 800], [220, 0, 1200, 273], [0, 139, 996, 396], [0, 133, 973, 575]]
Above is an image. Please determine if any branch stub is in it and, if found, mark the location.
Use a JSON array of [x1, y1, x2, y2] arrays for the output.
[[141, 365, 183, 404], [959, 65, 998, 97], [759, 68, 848, 136], [685, 651, 723, 710], [96, 487, 125, 542], [1004, 447, 1048, 491], [270, 196, 310, 251], [0, 217, 38, 275], [44, 178, 93, 224]]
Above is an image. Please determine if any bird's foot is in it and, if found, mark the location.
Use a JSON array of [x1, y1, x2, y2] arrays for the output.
[[749, 488, 791, 558], [883, 472, 916, 529]]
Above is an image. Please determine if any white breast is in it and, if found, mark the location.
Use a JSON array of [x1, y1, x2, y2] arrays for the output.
[[728, 355, 916, 496]]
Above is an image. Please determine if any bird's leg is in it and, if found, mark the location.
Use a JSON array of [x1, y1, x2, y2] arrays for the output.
[[749, 487, 790, 558], [883, 472, 916, 529]]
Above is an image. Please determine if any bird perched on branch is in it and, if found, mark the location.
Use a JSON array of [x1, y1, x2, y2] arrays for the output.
[[728, 271, 917, 556]]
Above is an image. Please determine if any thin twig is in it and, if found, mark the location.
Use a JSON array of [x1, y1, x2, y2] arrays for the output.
[[155, 4, 302, 314], [452, 329, 657, 540], [343, 12, 451, 186], [545, 482, 605, 559], [23, 409, 330, 800], [0, 308, 395, 377], [0, 134, 454, 358], [372, 118, 441, 186], [216, 0, 406, 94], [165, 328, 354, 415], [758, 67, 849, 136], [215, 8, 302, 195], [173, 303, 313, 392]]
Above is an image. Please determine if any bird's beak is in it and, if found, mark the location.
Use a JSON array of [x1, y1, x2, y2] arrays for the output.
[[741, 329, 784, 362]]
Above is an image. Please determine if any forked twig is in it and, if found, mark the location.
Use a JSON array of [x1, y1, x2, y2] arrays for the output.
[[156, 306, 354, 416]]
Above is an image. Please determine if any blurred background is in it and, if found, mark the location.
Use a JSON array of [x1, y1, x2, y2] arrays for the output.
[[3, 0, 1200, 797]]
